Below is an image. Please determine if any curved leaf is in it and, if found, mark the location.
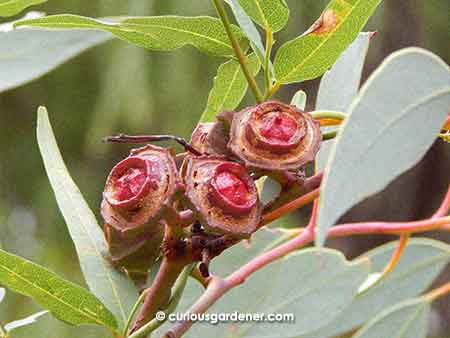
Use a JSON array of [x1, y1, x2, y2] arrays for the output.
[[15, 14, 247, 58], [0, 28, 113, 93], [308, 238, 450, 338], [351, 298, 430, 338], [274, 0, 381, 84], [201, 53, 261, 122], [0, 249, 117, 330], [316, 48, 450, 246], [0, 0, 45, 17], [37, 107, 138, 327], [236, 0, 289, 32]]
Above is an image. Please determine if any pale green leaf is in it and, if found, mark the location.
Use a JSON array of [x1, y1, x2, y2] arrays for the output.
[[36, 107, 138, 327], [308, 238, 450, 337], [0, 28, 113, 93], [201, 53, 261, 122], [15, 14, 247, 58], [290, 90, 307, 110], [5, 311, 48, 332], [315, 32, 372, 171], [0, 249, 117, 330], [351, 298, 430, 338], [274, 0, 381, 84], [153, 232, 369, 338], [237, 0, 289, 32], [225, 0, 265, 59], [0, 0, 46, 17], [316, 48, 450, 246]]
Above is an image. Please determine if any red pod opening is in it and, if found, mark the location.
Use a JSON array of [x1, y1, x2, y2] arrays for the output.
[[104, 156, 157, 209], [245, 109, 306, 154], [208, 162, 257, 216]]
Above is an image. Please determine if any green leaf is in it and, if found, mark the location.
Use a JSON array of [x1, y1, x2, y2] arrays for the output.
[[15, 14, 247, 58], [315, 32, 372, 171], [316, 48, 450, 246], [351, 298, 430, 338], [189, 248, 369, 338], [0, 249, 117, 330], [5, 311, 48, 332], [201, 53, 261, 122], [308, 238, 450, 338], [36, 107, 138, 327], [290, 90, 307, 110], [225, 0, 265, 59], [0, 0, 46, 17], [0, 28, 113, 93], [274, 0, 381, 84], [153, 232, 369, 338], [236, 0, 289, 32]]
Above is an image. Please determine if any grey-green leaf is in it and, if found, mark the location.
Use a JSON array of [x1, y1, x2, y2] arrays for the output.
[[37, 107, 137, 327], [15, 14, 247, 58], [0, 0, 46, 17], [237, 0, 289, 32], [274, 0, 381, 84], [316, 48, 450, 246], [0, 249, 117, 330], [315, 32, 372, 171], [201, 53, 261, 122], [351, 298, 430, 338], [0, 28, 113, 93], [307, 238, 450, 338], [5, 311, 48, 332], [176, 247, 369, 338]]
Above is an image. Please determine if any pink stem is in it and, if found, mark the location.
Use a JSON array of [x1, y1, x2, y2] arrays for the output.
[[163, 185, 450, 338]]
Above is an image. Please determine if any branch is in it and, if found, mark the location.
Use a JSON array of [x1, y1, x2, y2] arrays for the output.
[[105, 134, 202, 156], [212, 0, 264, 103], [163, 185, 450, 338]]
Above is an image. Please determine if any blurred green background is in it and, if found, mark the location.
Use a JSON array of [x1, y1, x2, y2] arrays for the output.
[[0, 0, 449, 337]]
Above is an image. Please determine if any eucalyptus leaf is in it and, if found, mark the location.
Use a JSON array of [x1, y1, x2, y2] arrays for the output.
[[225, 0, 265, 60], [351, 298, 430, 338], [0, 0, 46, 17], [15, 14, 247, 58], [154, 233, 369, 338], [0, 28, 113, 93], [5, 311, 48, 332], [315, 32, 372, 171], [37, 107, 137, 327], [290, 90, 307, 110], [0, 249, 117, 330], [274, 0, 381, 84], [201, 53, 261, 122], [236, 0, 289, 32], [307, 238, 450, 338], [316, 48, 450, 246], [188, 248, 369, 338]]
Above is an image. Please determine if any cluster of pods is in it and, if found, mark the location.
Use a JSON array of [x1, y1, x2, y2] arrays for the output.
[[100, 101, 322, 284]]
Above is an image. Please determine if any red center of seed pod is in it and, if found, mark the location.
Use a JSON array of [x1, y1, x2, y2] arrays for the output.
[[115, 168, 148, 202], [259, 112, 298, 142], [104, 156, 157, 209], [209, 162, 257, 216], [214, 171, 250, 206]]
